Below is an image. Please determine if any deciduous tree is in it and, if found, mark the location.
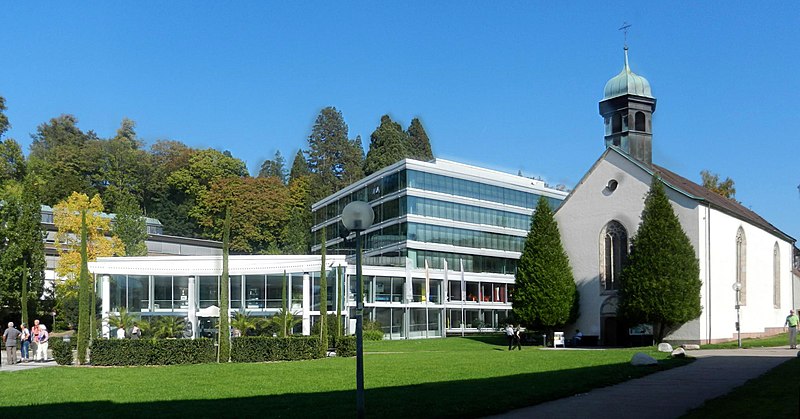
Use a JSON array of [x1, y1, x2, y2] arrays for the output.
[[619, 176, 702, 342], [113, 191, 149, 256], [53, 193, 124, 329], [513, 196, 578, 331], [218, 206, 231, 363], [196, 177, 289, 253], [701, 170, 736, 199]]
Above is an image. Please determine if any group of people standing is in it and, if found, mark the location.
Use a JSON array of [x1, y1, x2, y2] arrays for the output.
[[505, 324, 522, 350], [1, 319, 49, 366]]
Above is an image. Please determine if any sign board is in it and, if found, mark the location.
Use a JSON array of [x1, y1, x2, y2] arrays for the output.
[[629, 324, 653, 336]]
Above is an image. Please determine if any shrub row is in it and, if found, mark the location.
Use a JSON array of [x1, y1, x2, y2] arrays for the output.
[[332, 336, 356, 357], [231, 336, 323, 363], [90, 338, 216, 366], [50, 338, 74, 365]]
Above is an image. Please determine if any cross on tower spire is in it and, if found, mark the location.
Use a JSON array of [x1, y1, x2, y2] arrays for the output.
[[619, 22, 632, 48]]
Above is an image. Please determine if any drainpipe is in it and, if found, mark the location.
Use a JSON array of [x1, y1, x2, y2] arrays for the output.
[[706, 203, 712, 344]]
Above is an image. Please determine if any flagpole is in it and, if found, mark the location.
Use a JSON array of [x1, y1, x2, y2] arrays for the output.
[[425, 259, 429, 339]]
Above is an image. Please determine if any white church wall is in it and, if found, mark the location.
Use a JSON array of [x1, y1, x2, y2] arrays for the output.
[[557, 151, 699, 342]]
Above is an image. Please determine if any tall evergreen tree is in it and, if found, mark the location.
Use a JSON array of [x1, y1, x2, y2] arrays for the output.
[[288, 149, 310, 182], [363, 115, 408, 175], [0, 179, 45, 318], [306, 107, 364, 201], [0, 96, 9, 137], [76, 210, 91, 364], [513, 196, 578, 331], [218, 206, 232, 363], [258, 150, 287, 183], [619, 175, 701, 343], [406, 118, 433, 161]]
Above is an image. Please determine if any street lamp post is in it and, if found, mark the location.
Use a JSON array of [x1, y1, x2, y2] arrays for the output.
[[732, 282, 742, 348], [341, 201, 375, 419]]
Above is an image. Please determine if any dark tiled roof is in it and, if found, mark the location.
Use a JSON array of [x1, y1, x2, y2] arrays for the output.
[[652, 164, 794, 243]]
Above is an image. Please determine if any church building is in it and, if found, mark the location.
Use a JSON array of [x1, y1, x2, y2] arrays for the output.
[[555, 47, 796, 345]]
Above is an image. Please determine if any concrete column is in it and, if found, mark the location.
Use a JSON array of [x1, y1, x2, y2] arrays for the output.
[[101, 275, 111, 338], [302, 272, 311, 335], [188, 276, 197, 339]]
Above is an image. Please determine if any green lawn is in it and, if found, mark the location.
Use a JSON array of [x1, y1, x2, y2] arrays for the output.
[[0, 336, 688, 418], [699, 332, 790, 349], [681, 357, 800, 418]]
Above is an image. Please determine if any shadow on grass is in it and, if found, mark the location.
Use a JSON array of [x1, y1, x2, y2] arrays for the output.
[[1, 358, 690, 419]]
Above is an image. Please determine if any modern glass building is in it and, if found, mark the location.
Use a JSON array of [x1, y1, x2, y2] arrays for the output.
[[311, 158, 569, 335]]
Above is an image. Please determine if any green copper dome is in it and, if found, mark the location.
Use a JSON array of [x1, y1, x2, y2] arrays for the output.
[[603, 47, 652, 99]]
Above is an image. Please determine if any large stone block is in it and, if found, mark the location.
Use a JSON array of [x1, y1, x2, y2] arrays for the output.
[[630, 352, 658, 366], [671, 347, 686, 358], [657, 343, 673, 352]]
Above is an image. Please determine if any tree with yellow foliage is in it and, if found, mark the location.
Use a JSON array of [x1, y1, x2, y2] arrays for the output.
[[53, 192, 124, 329]]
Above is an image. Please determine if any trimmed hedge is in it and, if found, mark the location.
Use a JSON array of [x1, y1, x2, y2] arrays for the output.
[[363, 330, 385, 341], [90, 338, 216, 366], [231, 336, 323, 363], [332, 336, 356, 357], [50, 338, 74, 365]]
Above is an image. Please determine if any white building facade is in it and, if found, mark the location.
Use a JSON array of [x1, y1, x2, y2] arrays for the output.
[[555, 48, 796, 345]]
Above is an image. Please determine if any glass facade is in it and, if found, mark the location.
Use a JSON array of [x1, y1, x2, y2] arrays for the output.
[[311, 161, 567, 276]]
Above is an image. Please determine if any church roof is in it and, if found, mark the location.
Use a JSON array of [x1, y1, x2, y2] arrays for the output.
[[651, 164, 794, 242], [601, 146, 794, 243], [603, 47, 653, 99]]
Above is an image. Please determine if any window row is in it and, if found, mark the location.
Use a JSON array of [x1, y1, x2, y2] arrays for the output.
[[407, 169, 560, 210], [408, 196, 532, 230], [408, 222, 525, 252], [409, 249, 518, 275]]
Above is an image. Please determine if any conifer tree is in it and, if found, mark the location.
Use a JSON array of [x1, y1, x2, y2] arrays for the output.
[[364, 115, 408, 175], [619, 175, 701, 342], [406, 118, 433, 161], [513, 196, 578, 331], [76, 210, 91, 364], [218, 206, 231, 363]]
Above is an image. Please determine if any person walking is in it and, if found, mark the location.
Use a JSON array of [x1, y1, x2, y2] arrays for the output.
[[20, 323, 31, 362], [512, 324, 523, 351], [3, 322, 22, 365], [505, 324, 515, 350], [35, 324, 49, 362], [30, 319, 40, 361], [785, 309, 799, 349]]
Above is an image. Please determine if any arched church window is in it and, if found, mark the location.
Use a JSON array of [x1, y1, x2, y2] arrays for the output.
[[612, 114, 622, 133], [773, 243, 780, 309], [600, 221, 628, 292], [635, 112, 646, 131], [736, 227, 747, 305]]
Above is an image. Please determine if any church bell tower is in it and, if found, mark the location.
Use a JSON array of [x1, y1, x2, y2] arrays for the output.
[[599, 47, 656, 166]]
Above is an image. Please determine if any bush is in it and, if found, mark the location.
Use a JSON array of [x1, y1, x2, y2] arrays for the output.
[[231, 336, 324, 363], [363, 330, 385, 341], [90, 338, 216, 366], [50, 338, 74, 365], [332, 335, 356, 357]]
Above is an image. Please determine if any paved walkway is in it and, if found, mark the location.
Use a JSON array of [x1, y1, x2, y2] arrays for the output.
[[0, 350, 57, 372], [487, 347, 797, 419]]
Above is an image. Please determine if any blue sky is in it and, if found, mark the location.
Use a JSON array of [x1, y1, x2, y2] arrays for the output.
[[2, 3, 799, 241]]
